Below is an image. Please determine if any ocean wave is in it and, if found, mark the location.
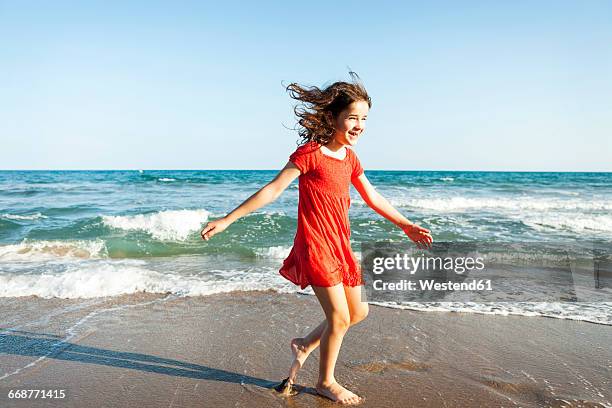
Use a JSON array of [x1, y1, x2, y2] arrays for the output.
[[385, 197, 612, 212], [253, 246, 362, 261], [135, 173, 239, 185], [523, 214, 612, 234], [0, 240, 107, 261], [254, 246, 292, 259], [0, 218, 21, 232], [102, 209, 210, 241], [370, 301, 612, 326], [0, 261, 295, 299], [1, 255, 609, 326], [1, 212, 48, 221]]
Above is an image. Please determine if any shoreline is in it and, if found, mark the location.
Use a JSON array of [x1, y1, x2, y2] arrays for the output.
[[1, 291, 610, 407]]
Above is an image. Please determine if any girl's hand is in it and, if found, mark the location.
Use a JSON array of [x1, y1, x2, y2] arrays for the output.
[[401, 223, 433, 249], [201, 217, 230, 241]]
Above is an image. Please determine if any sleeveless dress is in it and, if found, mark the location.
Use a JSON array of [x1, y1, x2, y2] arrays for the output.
[[279, 141, 365, 289]]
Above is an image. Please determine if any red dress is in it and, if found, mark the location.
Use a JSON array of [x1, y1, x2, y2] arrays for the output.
[[279, 141, 365, 289]]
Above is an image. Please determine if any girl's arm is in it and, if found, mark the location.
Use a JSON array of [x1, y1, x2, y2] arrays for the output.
[[201, 162, 301, 240], [352, 173, 433, 248]]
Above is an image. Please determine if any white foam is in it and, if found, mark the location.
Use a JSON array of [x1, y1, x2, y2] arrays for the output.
[[370, 301, 612, 326], [102, 209, 209, 241], [440, 177, 454, 182], [0, 261, 296, 299], [1, 212, 47, 220], [387, 197, 612, 212], [158, 178, 176, 182], [254, 245, 360, 261], [1, 256, 609, 326], [0, 261, 159, 298], [0, 240, 107, 261], [255, 246, 292, 259], [522, 214, 612, 234]]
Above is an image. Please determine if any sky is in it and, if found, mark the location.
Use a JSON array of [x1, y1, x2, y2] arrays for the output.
[[1, 1, 611, 171]]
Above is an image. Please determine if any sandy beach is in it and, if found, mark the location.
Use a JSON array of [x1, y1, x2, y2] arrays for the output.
[[0, 291, 610, 407]]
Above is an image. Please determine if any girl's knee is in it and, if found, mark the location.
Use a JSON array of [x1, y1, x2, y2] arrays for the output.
[[328, 311, 351, 333], [350, 303, 369, 325]]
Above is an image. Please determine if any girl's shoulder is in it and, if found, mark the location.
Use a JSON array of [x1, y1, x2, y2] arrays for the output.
[[289, 141, 321, 175], [290, 140, 321, 158]]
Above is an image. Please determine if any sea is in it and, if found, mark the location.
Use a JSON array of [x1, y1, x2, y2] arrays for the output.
[[1, 170, 611, 325]]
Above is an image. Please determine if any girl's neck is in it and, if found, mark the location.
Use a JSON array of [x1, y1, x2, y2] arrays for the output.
[[324, 140, 345, 152]]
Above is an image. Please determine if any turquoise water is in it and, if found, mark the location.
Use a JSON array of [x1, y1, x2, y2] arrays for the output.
[[2, 170, 611, 252], [1, 170, 610, 324]]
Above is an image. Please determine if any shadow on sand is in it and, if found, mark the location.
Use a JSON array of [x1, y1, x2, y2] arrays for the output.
[[0, 329, 279, 390]]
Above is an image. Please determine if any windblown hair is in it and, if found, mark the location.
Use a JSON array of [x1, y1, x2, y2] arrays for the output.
[[286, 72, 372, 146]]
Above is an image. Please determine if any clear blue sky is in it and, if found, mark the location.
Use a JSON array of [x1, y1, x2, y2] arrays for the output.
[[1, 1, 610, 171]]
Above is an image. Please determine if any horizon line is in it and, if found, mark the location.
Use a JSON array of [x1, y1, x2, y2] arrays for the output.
[[1, 169, 611, 173]]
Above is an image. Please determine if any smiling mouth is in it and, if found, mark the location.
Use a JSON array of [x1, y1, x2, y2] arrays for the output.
[[349, 131, 360, 137]]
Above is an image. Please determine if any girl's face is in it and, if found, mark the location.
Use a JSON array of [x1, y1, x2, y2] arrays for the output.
[[332, 100, 369, 147]]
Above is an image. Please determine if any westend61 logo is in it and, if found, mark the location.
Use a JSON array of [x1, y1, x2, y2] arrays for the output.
[[360, 242, 612, 304]]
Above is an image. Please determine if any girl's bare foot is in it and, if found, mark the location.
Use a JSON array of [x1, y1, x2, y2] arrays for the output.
[[316, 381, 363, 405], [288, 338, 312, 383], [274, 377, 297, 396]]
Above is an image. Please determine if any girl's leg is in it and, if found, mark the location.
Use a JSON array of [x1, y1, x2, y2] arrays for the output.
[[288, 285, 369, 382], [288, 320, 325, 381], [312, 283, 363, 404], [343, 284, 370, 326]]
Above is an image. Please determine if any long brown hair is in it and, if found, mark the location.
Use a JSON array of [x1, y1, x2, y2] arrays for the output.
[[286, 72, 372, 146]]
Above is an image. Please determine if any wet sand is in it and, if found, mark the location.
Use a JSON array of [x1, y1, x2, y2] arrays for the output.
[[0, 291, 610, 407]]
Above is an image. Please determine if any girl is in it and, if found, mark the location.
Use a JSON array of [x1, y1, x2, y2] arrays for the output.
[[201, 74, 433, 405]]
